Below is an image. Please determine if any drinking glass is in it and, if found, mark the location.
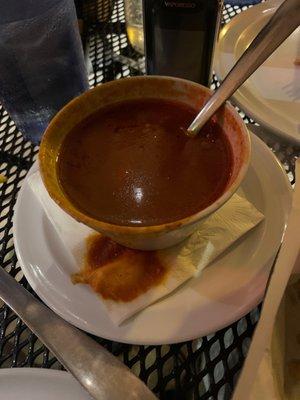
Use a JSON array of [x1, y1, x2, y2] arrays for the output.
[[0, 0, 89, 143]]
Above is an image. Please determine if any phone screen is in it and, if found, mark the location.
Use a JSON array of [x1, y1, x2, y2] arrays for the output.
[[144, 0, 220, 85], [153, 27, 205, 81]]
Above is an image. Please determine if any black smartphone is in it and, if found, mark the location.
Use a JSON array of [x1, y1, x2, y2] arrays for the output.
[[143, 0, 222, 86]]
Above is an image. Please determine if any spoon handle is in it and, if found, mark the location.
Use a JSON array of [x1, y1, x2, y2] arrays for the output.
[[187, 0, 300, 136], [0, 267, 157, 400]]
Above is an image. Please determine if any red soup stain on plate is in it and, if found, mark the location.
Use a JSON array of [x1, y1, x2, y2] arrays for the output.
[[72, 234, 168, 302]]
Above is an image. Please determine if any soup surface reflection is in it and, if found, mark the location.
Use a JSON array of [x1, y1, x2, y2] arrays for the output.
[[58, 99, 233, 226]]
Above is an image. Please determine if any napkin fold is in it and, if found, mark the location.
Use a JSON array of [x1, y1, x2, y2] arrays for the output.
[[29, 172, 264, 325]]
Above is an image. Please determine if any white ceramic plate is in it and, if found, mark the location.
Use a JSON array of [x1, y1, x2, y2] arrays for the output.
[[13, 134, 292, 344], [214, 0, 300, 144], [0, 369, 91, 400]]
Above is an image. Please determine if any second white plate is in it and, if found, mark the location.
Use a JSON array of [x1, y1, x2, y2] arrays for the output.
[[0, 369, 91, 400], [214, 0, 300, 144], [13, 134, 292, 344]]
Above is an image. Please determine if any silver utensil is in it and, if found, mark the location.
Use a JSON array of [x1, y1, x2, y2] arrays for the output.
[[187, 0, 300, 136], [249, 123, 300, 151], [0, 267, 157, 400]]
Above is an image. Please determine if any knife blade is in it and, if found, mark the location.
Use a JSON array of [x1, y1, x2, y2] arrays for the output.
[[0, 267, 157, 400]]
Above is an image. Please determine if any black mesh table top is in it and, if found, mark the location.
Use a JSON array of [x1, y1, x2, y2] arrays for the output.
[[0, 1, 299, 399]]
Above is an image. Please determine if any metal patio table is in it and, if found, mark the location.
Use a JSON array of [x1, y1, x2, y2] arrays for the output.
[[0, 1, 299, 399]]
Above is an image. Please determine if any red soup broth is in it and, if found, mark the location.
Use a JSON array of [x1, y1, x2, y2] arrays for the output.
[[58, 98, 233, 226]]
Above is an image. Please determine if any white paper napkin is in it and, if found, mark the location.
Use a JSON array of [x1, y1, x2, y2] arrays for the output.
[[29, 172, 264, 325]]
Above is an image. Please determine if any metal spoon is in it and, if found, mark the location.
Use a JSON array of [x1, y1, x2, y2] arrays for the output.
[[0, 267, 157, 400], [187, 0, 300, 137]]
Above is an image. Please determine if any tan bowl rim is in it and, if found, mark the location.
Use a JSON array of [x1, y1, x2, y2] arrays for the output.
[[39, 75, 251, 235]]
